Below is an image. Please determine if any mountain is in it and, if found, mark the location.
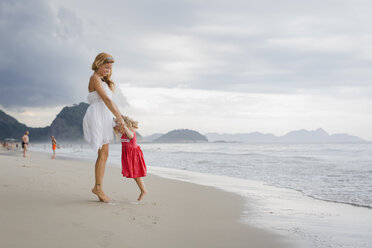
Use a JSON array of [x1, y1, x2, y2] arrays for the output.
[[0, 102, 89, 142], [280, 128, 327, 142], [0, 109, 49, 141], [0, 109, 29, 140], [280, 128, 365, 143], [1, 107, 367, 143], [328, 133, 365, 142], [205, 128, 367, 143], [49, 102, 89, 140], [154, 129, 208, 143], [0, 103, 147, 142]]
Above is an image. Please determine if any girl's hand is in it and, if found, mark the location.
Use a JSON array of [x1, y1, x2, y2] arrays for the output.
[[113, 125, 123, 136], [123, 126, 134, 139]]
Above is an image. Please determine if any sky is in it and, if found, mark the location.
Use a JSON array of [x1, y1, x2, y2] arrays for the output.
[[1, 0, 372, 139]]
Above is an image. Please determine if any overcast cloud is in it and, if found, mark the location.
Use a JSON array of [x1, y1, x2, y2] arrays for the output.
[[1, 0, 372, 138]]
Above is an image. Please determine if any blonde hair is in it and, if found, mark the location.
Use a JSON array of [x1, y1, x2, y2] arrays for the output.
[[91, 52, 115, 91], [123, 115, 139, 129]]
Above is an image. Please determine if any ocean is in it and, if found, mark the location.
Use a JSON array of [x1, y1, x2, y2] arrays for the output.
[[30, 142, 372, 248]]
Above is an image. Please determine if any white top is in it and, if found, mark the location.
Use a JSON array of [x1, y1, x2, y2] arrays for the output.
[[83, 81, 115, 152]]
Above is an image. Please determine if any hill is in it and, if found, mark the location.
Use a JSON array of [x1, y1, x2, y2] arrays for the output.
[[0, 103, 145, 142], [0, 109, 29, 140], [0, 109, 49, 141], [205, 128, 367, 143], [49, 102, 89, 140], [154, 129, 208, 143], [279, 128, 365, 143], [0, 102, 89, 142], [1, 107, 367, 143]]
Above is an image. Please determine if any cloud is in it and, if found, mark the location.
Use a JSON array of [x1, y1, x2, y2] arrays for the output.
[[3, 0, 372, 103], [98, 0, 372, 93], [1, 0, 372, 138], [0, 0, 92, 108]]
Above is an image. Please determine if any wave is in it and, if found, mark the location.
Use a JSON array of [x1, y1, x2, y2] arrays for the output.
[[267, 183, 372, 209], [306, 194, 372, 209]]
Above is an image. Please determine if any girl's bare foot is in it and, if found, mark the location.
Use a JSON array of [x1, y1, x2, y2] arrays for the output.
[[137, 191, 148, 201], [92, 185, 110, 203]]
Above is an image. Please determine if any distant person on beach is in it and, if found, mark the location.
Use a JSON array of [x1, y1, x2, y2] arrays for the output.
[[22, 131, 29, 157], [114, 115, 148, 201], [51, 136, 58, 158], [83, 52, 125, 203]]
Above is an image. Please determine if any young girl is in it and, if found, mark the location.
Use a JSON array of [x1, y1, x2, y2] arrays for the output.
[[114, 116, 148, 201]]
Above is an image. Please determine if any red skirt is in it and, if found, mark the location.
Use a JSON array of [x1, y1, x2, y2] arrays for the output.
[[121, 145, 147, 178]]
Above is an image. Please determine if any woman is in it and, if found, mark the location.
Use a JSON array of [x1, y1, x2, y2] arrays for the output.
[[83, 52, 125, 203]]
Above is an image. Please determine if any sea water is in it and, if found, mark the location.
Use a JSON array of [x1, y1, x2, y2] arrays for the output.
[[30, 142, 372, 248]]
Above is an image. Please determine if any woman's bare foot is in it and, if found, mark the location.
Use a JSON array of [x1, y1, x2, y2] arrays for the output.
[[92, 185, 110, 203], [137, 191, 148, 201]]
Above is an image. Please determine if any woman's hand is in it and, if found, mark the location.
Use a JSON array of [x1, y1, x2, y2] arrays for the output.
[[118, 122, 126, 130], [114, 117, 126, 127]]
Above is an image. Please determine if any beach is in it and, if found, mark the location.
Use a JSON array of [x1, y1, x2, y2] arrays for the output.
[[0, 148, 290, 248]]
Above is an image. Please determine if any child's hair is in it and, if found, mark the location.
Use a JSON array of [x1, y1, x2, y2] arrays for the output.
[[123, 115, 139, 129], [91, 52, 115, 91]]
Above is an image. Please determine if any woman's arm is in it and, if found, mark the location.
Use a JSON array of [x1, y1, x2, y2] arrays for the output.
[[89, 75, 124, 123]]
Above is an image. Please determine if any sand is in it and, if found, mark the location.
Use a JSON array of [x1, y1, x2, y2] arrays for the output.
[[0, 148, 291, 248]]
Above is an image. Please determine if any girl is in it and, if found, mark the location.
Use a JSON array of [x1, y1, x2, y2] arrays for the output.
[[114, 116, 148, 201]]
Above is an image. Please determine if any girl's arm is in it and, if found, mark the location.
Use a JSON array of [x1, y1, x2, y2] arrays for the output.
[[89, 75, 124, 124]]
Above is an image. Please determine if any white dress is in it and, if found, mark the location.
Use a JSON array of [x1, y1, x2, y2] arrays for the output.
[[83, 81, 115, 152]]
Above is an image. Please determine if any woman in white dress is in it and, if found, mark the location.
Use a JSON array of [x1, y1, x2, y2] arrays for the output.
[[83, 52, 125, 203]]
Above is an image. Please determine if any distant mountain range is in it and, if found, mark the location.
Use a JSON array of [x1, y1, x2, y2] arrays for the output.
[[204, 128, 367, 143], [142, 128, 367, 143], [0, 103, 368, 143]]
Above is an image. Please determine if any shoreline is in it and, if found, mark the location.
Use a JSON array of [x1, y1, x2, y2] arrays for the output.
[[0, 149, 291, 248], [16, 144, 372, 247], [14, 144, 372, 248], [28, 142, 372, 210]]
